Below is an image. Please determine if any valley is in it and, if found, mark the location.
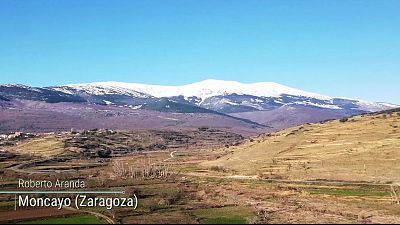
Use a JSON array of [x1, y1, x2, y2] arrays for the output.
[[0, 108, 399, 224]]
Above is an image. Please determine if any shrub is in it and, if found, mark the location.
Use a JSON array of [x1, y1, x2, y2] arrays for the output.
[[125, 187, 141, 198], [198, 127, 209, 131], [339, 117, 349, 123], [210, 166, 226, 172], [161, 189, 183, 205], [97, 149, 112, 158]]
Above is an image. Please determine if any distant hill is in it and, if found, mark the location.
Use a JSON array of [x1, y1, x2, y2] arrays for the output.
[[0, 101, 268, 136], [0, 84, 85, 103], [0, 95, 9, 101], [204, 108, 400, 184]]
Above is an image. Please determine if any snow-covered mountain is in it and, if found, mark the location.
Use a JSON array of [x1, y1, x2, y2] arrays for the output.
[[62, 79, 329, 100], [54, 79, 398, 114], [0, 79, 398, 115], [0, 80, 398, 135]]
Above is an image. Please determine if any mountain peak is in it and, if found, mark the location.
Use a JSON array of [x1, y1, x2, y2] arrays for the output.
[[193, 79, 243, 85], [189, 79, 281, 87], [65, 79, 328, 100]]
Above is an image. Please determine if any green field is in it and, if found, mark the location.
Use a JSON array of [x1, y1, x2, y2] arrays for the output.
[[191, 206, 254, 224], [18, 215, 104, 224], [307, 187, 391, 197], [201, 216, 248, 224]]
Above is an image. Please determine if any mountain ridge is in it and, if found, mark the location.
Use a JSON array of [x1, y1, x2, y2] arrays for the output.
[[1, 80, 397, 114], [53, 79, 398, 113], [62, 79, 331, 100], [0, 80, 398, 135]]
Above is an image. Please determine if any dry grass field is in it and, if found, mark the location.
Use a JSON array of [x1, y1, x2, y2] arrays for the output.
[[10, 136, 70, 157], [204, 111, 400, 184]]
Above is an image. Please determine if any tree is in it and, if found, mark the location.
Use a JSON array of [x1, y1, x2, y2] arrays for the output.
[[97, 149, 112, 158]]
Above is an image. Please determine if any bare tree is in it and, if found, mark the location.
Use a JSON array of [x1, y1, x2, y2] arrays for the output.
[[390, 185, 400, 205], [112, 158, 176, 180]]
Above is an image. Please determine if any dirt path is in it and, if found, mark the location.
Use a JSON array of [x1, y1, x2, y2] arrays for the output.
[[183, 171, 392, 188], [7, 158, 52, 174]]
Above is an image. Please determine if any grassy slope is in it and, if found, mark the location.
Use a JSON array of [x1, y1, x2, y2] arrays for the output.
[[204, 111, 400, 183]]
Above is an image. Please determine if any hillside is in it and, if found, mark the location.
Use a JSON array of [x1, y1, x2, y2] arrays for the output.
[[2, 128, 244, 158], [0, 101, 267, 136], [204, 109, 400, 184]]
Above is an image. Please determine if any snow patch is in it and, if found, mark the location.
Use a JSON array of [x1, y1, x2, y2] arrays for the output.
[[131, 105, 142, 110], [103, 100, 113, 105], [292, 101, 342, 110]]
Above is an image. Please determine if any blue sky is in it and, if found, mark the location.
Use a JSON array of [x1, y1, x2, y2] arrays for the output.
[[0, 0, 399, 103]]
